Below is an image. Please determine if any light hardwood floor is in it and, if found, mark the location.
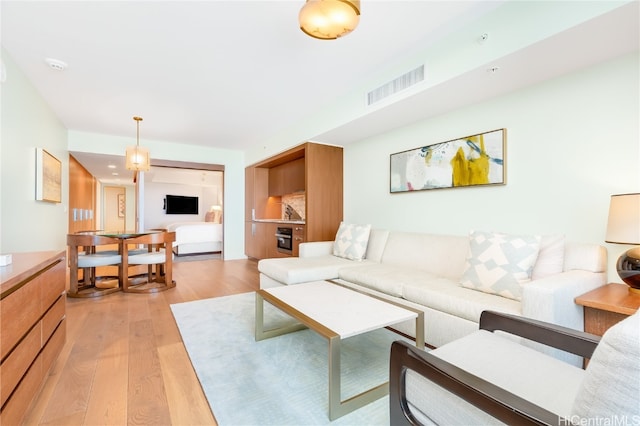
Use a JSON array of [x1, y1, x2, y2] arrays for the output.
[[23, 257, 260, 426]]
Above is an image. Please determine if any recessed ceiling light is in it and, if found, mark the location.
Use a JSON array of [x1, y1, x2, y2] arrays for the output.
[[44, 58, 67, 71], [112, 172, 119, 176], [108, 164, 116, 169]]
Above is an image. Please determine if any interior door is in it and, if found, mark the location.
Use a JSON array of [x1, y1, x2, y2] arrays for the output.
[[104, 186, 126, 231]]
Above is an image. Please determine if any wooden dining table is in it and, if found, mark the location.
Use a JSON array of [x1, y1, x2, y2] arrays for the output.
[[97, 230, 160, 239], [67, 230, 174, 297]]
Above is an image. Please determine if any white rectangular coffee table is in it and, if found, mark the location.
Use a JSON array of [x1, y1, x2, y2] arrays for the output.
[[255, 280, 424, 420]]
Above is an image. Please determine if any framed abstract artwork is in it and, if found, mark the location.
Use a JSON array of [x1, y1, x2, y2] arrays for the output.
[[35, 148, 62, 203], [390, 128, 506, 193]]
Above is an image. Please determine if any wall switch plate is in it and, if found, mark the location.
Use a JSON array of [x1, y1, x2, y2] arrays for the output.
[[0, 254, 12, 266]]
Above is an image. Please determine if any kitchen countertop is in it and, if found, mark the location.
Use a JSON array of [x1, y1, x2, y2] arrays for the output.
[[253, 219, 305, 225]]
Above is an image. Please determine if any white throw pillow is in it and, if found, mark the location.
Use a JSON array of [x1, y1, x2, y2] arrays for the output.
[[531, 234, 565, 280], [333, 222, 371, 261], [460, 230, 541, 300]]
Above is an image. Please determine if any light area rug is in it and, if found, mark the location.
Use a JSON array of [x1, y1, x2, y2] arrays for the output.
[[170, 291, 413, 425]]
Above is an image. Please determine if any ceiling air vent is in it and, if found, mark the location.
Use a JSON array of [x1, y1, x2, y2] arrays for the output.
[[367, 65, 425, 106]]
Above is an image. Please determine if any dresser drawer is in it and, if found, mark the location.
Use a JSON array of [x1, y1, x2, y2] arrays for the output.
[[40, 260, 65, 313], [0, 278, 40, 360], [0, 352, 44, 425], [41, 319, 66, 380], [42, 295, 65, 345], [0, 322, 42, 407]]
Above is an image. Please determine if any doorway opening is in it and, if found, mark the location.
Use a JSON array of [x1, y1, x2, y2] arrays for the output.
[[103, 186, 128, 231]]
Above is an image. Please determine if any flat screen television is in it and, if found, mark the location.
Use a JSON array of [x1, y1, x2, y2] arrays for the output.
[[165, 195, 199, 215]]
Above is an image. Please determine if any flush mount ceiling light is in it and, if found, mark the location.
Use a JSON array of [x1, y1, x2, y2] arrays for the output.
[[125, 116, 150, 172], [299, 0, 361, 40]]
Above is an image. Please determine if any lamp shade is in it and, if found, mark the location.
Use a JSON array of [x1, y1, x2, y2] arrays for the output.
[[125, 116, 150, 172], [605, 193, 640, 292], [299, 0, 360, 40], [125, 145, 150, 172], [605, 193, 640, 244]]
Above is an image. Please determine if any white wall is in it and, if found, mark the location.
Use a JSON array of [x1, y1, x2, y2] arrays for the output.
[[344, 53, 639, 283], [144, 182, 218, 229], [1, 49, 69, 253]]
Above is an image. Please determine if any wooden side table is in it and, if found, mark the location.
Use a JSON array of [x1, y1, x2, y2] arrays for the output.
[[575, 283, 640, 336]]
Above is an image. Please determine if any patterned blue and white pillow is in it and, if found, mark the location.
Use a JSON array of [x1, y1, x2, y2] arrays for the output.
[[460, 230, 541, 300], [333, 222, 371, 261]]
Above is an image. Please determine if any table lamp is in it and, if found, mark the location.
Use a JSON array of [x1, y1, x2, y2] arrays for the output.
[[605, 193, 640, 293]]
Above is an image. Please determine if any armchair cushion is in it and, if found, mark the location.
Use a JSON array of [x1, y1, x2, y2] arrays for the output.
[[405, 370, 505, 425], [431, 329, 584, 417]]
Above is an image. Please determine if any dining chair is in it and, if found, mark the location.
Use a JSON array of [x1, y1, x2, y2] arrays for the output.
[[121, 231, 176, 293], [67, 233, 122, 297], [74, 229, 122, 262]]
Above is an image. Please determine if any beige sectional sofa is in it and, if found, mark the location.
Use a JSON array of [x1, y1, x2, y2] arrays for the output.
[[258, 227, 607, 365]]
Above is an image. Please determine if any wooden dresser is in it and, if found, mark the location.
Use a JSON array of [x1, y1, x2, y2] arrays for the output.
[[0, 251, 66, 424]]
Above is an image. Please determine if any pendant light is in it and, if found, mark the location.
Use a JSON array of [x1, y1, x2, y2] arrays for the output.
[[299, 0, 361, 40], [125, 116, 150, 172]]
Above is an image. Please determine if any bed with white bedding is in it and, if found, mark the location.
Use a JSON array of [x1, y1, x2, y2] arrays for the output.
[[166, 222, 223, 255]]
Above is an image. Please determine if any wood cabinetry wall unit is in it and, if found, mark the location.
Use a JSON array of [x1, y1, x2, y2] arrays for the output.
[[261, 223, 307, 259], [0, 251, 67, 425], [264, 222, 284, 259], [69, 155, 96, 233], [268, 158, 305, 196], [245, 220, 266, 260], [293, 224, 305, 256], [245, 142, 343, 260]]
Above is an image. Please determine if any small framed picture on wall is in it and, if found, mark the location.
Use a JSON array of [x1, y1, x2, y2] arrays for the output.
[[35, 148, 62, 203], [118, 193, 125, 218]]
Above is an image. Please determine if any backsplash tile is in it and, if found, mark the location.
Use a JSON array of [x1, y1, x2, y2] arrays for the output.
[[282, 193, 305, 220]]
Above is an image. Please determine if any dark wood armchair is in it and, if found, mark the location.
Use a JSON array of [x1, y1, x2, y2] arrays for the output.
[[389, 310, 606, 426]]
